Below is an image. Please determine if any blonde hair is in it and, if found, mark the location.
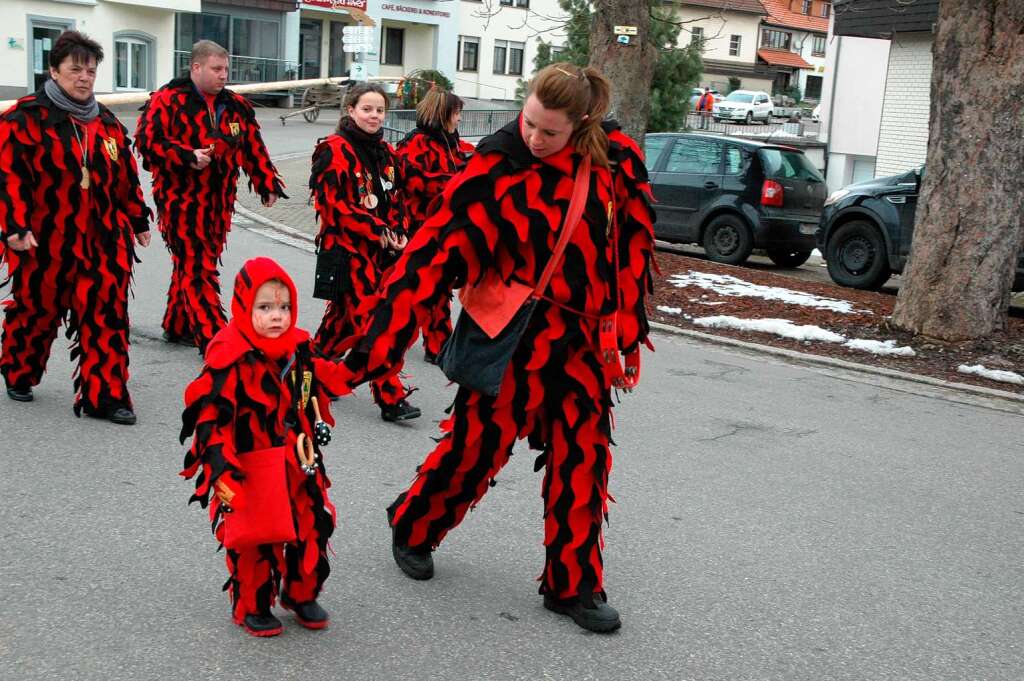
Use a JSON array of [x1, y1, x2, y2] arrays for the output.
[[527, 62, 611, 167], [190, 40, 228, 65], [415, 89, 464, 130]]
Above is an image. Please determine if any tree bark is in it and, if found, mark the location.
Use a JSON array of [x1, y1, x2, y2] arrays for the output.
[[587, 0, 657, 142], [890, 0, 1024, 340]]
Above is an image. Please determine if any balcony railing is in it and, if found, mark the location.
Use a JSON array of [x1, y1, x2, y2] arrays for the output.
[[173, 51, 300, 85]]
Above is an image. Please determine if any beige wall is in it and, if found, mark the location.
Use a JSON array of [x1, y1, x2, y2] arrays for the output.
[[670, 6, 763, 63], [0, 0, 187, 96]]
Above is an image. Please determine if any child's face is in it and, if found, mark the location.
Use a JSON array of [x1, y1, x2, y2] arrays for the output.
[[251, 280, 292, 339]]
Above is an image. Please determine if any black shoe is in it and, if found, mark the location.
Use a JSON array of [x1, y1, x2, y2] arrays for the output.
[[5, 385, 33, 402], [162, 330, 196, 347], [82, 402, 137, 426], [284, 599, 329, 630], [387, 508, 433, 580], [423, 349, 438, 365], [241, 612, 283, 637], [543, 593, 622, 633], [380, 399, 421, 422]]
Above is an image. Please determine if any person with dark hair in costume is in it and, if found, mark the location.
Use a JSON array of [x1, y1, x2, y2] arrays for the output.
[[180, 257, 351, 637], [0, 30, 151, 424], [135, 40, 285, 354], [395, 88, 475, 363], [309, 82, 421, 422], [341, 63, 656, 632]]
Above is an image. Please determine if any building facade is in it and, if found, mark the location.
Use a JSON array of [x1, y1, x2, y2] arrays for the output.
[[0, 0, 201, 100], [820, 0, 938, 190], [756, 0, 831, 100], [668, 0, 773, 94]]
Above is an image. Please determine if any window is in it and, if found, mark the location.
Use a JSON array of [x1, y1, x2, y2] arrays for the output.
[[499, 0, 530, 6], [458, 36, 479, 72], [114, 36, 151, 91], [691, 26, 704, 49], [176, 13, 229, 54], [550, 45, 564, 59], [492, 40, 525, 75], [508, 41, 524, 75], [383, 27, 404, 65], [643, 136, 670, 171], [493, 39, 507, 74], [329, 22, 347, 77], [759, 148, 824, 182], [821, 3, 831, 18], [812, 35, 826, 57], [724, 147, 745, 175], [804, 75, 823, 99], [729, 34, 741, 57], [802, 0, 812, 14], [761, 29, 792, 50], [665, 138, 721, 175]]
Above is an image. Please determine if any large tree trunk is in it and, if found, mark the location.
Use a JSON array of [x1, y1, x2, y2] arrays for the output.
[[890, 0, 1024, 341], [587, 0, 657, 142]]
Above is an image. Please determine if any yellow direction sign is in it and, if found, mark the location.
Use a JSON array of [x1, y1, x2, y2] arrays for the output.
[[614, 25, 638, 35]]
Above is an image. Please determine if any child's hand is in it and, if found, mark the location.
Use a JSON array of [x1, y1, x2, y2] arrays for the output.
[[214, 475, 240, 511]]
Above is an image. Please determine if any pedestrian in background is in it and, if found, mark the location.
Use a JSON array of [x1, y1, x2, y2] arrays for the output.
[[135, 40, 285, 354], [309, 83, 420, 423], [340, 63, 656, 633], [395, 88, 475, 363], [180, 257, 351, 637], [696, 86, 715, 130], [0, 30, 151, 424]]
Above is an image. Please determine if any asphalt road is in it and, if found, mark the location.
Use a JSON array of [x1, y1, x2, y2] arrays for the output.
[[1, 109, 1022, 681]]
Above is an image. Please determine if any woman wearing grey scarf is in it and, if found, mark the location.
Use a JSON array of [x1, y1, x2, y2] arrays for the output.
[[0, 30, 152, 425]]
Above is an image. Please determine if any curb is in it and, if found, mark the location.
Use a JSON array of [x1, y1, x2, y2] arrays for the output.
[[649, 320, 1024, 405], [233, 196, 1024, 408]]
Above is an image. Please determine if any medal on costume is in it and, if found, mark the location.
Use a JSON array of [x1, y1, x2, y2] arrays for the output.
[[363, 193, 379, 209], [359, 171, 379, 209], [103, 137, 118, 162], [70, 120, 91, 190]]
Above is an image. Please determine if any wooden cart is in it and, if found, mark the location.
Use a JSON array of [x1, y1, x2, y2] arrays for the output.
[[279, 81, 351, 125]]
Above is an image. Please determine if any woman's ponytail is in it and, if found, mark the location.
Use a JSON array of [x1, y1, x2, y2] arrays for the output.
[[572, 66, 611, 168]]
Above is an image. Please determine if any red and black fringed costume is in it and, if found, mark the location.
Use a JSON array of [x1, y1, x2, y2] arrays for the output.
[[135, 78, 285, 352], [395, 127, 475, 358], [180, 258, 349, 629], [309, 120, 413, 409], [344, 118, 655, 602], [0, 91, 150, 412]]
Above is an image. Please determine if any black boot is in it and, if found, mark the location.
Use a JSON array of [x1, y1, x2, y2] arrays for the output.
[[543, 593, 621, 633], [283, 599, 329, 630], [387, 508, 433, 580], [162, 330, 196, 347], [241, 612, 283, 637], [82, 400, 137, 425], [380, 399, 421, 423], [5, 383, 33, 402]]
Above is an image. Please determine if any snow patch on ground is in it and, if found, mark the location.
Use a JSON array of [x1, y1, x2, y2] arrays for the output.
[[669, 271, 861, 314], [957, 364, 1024, 386], [657, 305, 682, 315], [691, 315, 916, 357], [842, 338, 917, 357]]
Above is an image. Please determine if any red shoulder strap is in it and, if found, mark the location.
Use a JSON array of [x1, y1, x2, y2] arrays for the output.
[[534, 154, 592, 296]]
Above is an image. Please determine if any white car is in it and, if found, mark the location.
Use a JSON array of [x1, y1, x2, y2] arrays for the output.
[[811, 104, 821, 122], [713, 90, 773, 124]]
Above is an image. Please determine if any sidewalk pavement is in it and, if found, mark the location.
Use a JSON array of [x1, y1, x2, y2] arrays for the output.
[[237, 155, 319, 238]]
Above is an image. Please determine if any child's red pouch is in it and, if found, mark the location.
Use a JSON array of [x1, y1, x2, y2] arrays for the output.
[[223, 446, 296, 549]]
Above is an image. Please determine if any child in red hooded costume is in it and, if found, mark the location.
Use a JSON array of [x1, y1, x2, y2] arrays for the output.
[[179, 257, 353, 637]]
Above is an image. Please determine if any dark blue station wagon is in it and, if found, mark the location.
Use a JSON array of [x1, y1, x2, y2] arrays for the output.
[[644, 133, 827, 267]]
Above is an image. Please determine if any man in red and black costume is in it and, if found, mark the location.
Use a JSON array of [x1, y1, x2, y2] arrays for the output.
[[0, 30, 151, 424], [135, 40, 285, 353]]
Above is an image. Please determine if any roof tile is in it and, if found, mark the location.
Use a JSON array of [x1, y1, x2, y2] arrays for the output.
[[759, 0, 831, 33]]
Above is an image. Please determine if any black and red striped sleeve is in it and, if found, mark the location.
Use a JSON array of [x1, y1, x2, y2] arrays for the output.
[[0, 101, 38, 241], [609, 130, 656, 352], [238, 97, 287, 200], [134, 89, 195, 171], [114, 122, 152, 234], [342, 150, 506, 384], [180, 367, 243, 509]]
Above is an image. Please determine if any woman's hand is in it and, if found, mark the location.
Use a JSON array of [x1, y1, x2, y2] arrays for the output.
[[379, 229, 407, 251], [6, 232, 38, 251]]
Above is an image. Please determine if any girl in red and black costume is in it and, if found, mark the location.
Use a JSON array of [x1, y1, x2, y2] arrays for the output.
[[180, 257, 351, 637], [395, 88, 475, 363], [342, 64, 655, 632], [135, 40, 285, 353], [0, 31, 151, 424], [310, 83, 420, 423]]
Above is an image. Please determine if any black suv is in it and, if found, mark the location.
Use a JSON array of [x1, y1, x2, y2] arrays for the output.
[[644, 133, 826, 267], [816, 167, 1024, 290]]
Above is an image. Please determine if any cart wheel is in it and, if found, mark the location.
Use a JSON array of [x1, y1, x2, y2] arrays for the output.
[[300, 88, 320, 123]]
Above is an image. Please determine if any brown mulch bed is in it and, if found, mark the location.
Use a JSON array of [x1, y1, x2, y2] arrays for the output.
[[648, 251, 1024, 396]]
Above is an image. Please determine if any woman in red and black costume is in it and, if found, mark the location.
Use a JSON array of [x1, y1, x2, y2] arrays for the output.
[[180, 257, 351, 636], [310, 83, 420, 423], [342, 63, 655, 632], [0, 31, 152, 424], [135, 40, 285, 354], [395, 88, 475, 363]]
